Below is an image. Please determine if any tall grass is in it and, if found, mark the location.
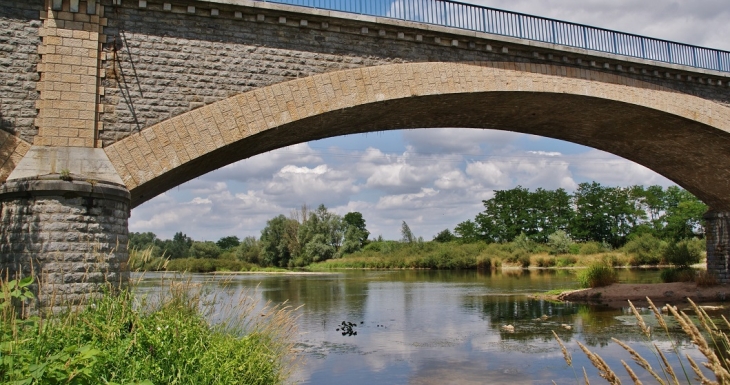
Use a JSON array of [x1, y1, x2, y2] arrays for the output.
[[576, 262, 619, 288], [554, 297, 729, 384], [0, 276, 299, 384]]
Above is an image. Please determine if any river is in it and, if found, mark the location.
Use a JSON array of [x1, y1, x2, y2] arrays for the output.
[[134, 269, 716, 384]]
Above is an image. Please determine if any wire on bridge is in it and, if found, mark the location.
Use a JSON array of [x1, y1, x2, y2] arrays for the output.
[[256, 0, 730, 73]]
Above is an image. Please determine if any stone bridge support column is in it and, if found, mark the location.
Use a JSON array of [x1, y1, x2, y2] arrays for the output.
[[0, 177, 129, 313], [705, 210, 730, 283]]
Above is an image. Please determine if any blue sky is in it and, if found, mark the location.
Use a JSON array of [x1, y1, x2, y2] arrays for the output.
[[128, 0, 730, 242]]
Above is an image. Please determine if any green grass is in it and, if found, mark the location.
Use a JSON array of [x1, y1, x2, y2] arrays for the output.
[[576, 262, 619, 288], [1, 278, 298, 385]]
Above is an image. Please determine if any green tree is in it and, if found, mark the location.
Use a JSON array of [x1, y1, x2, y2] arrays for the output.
[[433, 229, 456, 243], [260, 215, 296, 267], [343, 212, 370, 246], [401, 221, 415, 243], [571, 182, 644, 248], [236, 236, 261, 264], [661, 186, 706, 240], [189, 241, 221, 259], [454, 220, 481, 242], [216, 235, 241, 250], [161, 232, 193, 259]]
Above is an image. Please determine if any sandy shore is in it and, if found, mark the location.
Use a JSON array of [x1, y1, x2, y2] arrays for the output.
[[555, 282, 730, 307]]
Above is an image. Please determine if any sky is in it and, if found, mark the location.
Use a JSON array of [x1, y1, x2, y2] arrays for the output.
[[128, 0, 730, 242]]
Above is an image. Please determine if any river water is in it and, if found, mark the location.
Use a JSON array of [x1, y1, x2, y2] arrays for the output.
[[134, 269, 718, 384]]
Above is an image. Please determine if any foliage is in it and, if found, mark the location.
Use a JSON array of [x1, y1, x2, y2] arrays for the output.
[[660, 267, 696, 283], [166, 258, 252, 273], [260, 215, 296, 267], [576, 262, 618, 288], [578, 241, 602, 255], [473, 186, 572, 243], [401, 221, 415, 243], [0, 279, 298, 385], [433, 229, 456, 243], [547, 230, 574, 255], [456, 183, 706, 249], [189, 241, 222, 259], [454, 220, 481, 242], [622, 233, 666, 266], [236, 236, 262, 264], [343, 212, 370, 247], [695, 270, 719, 287], [663, 239, 703, 268], [216, 235, 241, 250]]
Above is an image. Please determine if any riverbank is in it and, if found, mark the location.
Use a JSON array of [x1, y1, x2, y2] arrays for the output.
[[552, 282, 730, 307]]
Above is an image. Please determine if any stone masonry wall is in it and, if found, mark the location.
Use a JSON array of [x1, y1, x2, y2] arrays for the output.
[[0, 179, 130, 311], [706, 210, 730, 283], [97, 0, 730, 147], [0, 0, 43, 144]]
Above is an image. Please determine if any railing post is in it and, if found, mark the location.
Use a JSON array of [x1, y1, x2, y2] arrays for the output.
[[612, 33, 617, 54], [582, 26, 588, 49], [481, 8, 487, 33], [641, 39, 646, 59], [518, 14, 523, 38], [551, 20, 556, 44], [667, 41, 672, 63]]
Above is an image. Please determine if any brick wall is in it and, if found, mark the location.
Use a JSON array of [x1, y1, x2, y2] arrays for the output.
[[0, 0, 43, 144]]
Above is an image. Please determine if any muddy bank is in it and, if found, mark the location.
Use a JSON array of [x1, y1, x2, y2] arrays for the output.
[[556, 282, 730, 307]]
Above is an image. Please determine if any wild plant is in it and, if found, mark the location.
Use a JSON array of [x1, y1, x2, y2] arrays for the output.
[[554, 296, 730, 384]]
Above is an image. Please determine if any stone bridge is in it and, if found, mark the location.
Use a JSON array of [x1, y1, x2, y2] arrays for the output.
[[1, 0, 730, 309]]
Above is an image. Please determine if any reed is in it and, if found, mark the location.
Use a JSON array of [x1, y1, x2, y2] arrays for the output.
[[554, 296, 730, 384]]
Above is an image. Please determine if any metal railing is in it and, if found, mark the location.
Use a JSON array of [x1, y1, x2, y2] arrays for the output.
[[256, 0, 730, 73]]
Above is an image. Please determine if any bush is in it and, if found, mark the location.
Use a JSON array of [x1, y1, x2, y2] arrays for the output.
[[547, 230, 573, 255], [695, 270, 719, 287], [663, 239, 703, 268], [555, 256, 577, 267], [505, 249, 531, 267], [1, 280, 297, 385], [579, 242, 602, 255], [623, 234, 666, 266], [660, 267, 696, 283], [535, 257, 557, 268], [577, 263, 618, 288], [166, 258, 251, 273]]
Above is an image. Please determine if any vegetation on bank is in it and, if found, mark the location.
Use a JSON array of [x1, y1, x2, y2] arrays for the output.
[[129, 183, 708, 276], [0, 278, 298, 385]]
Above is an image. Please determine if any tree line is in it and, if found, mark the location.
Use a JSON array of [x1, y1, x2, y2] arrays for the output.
[[448, 183, 706, 248], [129, 204, 370, 268]]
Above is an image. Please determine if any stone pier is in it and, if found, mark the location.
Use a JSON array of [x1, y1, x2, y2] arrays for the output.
[[705, 210, 730, 283], [0, 177, 129, 312]]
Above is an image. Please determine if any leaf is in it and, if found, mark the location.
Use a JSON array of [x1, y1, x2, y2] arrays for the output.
[[18, 277, 33, 288]]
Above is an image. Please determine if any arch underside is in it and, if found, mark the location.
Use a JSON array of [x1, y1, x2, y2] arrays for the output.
[[105, 63, 730, 210]]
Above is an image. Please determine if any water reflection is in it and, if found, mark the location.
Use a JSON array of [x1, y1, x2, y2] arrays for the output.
[[133, 269, 710, 384]]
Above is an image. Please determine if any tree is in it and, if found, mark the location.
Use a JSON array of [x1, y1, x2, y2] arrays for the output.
[[260, 215, 296, 267], [401, 221, 415, 243], [454, 220, 481, 242], [189, 241, 221, 259], [237, 236, 262, 264], [216, 235, 240, 251], [662, 187, 706, 240], [433, 229, 455, 243], [571, 182, 644, 248], [162, 232, 192, 259], [343, 212, 370, 246]]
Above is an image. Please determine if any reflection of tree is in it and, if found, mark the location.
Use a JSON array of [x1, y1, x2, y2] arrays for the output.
[[257, 275, 370, 325]]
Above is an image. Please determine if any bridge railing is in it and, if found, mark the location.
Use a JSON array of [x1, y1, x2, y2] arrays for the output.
[[256, 0, 730, 73]]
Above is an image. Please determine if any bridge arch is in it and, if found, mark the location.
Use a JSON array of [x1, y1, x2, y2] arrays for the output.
[[105, 62, 730, 212]]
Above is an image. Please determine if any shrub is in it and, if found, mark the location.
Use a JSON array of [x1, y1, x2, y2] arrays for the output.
[[505, 249, 531, 267], [513, 233, 537, 253], [1, 279, 297, 385], [476, 255, 492, 270], [535, 257, 556, 268], [555, 256, 577, 267], [623, 234, 665, 266], [695, 270, 719, 287], [660, 267, 696, 283], [663, 239, 703, 268], [579, 242, 602, 255], [547, 230, 574, 255], [577, 262, 618, 288]]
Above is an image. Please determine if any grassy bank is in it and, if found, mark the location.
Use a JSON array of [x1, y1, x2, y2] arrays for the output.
[[1, 278, 298, 384]]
